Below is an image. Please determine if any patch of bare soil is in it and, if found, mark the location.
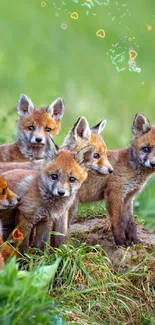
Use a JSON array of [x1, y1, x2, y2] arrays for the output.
[[69, 216, 155, 272]]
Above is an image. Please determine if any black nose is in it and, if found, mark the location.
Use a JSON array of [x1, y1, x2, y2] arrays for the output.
[[58, 191, 65, 197], [108, 168, 113, 174], [150, 162, 155, 168], [17, 197, 21, 202], [35, 138, 42, 143]]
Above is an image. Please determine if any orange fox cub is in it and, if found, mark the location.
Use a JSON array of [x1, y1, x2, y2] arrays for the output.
[[0, 94, 64, 162], [62, 116, 113, 175], [0, 177, 20, 268], [0, 176, 20, 210], [76, 113, 155, 246], [2, 137, 94, 252], [0, 116, 113, 176]]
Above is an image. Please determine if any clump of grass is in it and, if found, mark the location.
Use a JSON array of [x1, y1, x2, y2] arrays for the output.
[[46, 242, 154, 325], [21, 241, 155, 325], [77, 202, 106, 220]]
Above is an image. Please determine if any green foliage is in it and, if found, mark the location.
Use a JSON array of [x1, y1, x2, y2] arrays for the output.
[[0, 258, 66, 325]]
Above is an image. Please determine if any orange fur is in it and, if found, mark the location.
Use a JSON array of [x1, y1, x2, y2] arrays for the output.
[[0, 238, 20, 262], [44, 150, 87, 183], [0, 95, 64, 162], [0, 176, 20, 266], [0, 176, 17, 201], [19, 109, 60, 137], [0, 252, 4, 269]]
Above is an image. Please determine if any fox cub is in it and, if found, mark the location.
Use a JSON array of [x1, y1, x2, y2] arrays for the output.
[[0, 94, 64, 162], [62, 116, 113, 175], [2, 137, 94, 252], [75, 113, 155, 246], [0, 176, 20, 268]]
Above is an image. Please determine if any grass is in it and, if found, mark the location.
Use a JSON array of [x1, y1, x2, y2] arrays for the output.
[[1, 242, 154, 325], [0, 0, 155, 230]]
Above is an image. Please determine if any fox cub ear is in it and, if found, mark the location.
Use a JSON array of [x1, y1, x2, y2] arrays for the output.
[[75, 145, 94, 167], [72, 117, 91, 140], [17, 94, 34, 117], [44, 136, 59, 163], [47, 98, 65, 120], [91, 120, 107, 134], [132, 114, 151, 137]]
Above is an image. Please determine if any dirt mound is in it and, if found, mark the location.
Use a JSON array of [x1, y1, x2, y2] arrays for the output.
[[69, 217, 155, 272]]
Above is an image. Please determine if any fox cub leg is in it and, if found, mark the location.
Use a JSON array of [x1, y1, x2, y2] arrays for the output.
[[106, 193, 128, 246], [53, 211, 69, 247], [107, 194, 139, 246], [125, 200, 140, 244], [32, 220, 54, 250]]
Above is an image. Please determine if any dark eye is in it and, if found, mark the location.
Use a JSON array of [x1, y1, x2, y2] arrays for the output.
[[69, 177, 76, 183], [93, 153, 100, 159], [142, 147, 151, 153], [28, 125, 35, 131], [1, 188, 6, 195], [46, 127, 52, 132], [51, 174, 58, 180]]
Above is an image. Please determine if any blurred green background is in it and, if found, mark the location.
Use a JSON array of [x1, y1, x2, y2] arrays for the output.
[[0, 0, 155, 228]]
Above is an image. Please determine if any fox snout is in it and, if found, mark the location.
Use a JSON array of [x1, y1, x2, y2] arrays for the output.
[[7, 189, 21, 208], [145, 159, 155, 168], [92, 157, 113, 175], [30, 135, 45, 145], [104, 158, 113, 174], [52, 186, 70, 197]]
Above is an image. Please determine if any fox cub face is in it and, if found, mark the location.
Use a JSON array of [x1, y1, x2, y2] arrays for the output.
[[63, 117, 113, 175], [17, 94, 64, 146], [41, 137, 94, 198], [132, 113, 155, 169], [0, 176, 20, 209]]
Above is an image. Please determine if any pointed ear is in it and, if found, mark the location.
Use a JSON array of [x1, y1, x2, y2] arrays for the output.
[[91, 120, 107, 134], [44, 136, 59, 163], [47, 98, 65, 120], [75, 145, 94, 167], [17, 94, 34, 117], [72, 117, 91, 140], [132, 114, 151, 137]]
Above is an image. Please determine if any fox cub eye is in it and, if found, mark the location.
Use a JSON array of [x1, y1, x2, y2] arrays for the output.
[[1, 188, 6, 195], [93, 153, 100, 159], [142, 147, 151, 153], [45, 127, 52, 132], [69, 177, 76, 183], [28, 125, 35, 131], [51, 174, 58, 180]]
